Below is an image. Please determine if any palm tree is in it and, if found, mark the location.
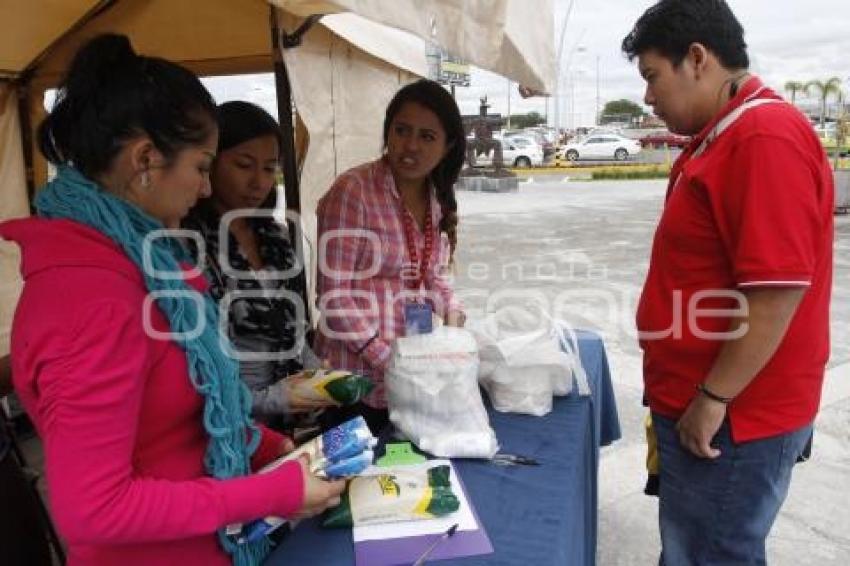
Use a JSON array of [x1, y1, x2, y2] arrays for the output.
[[804, 77, 843, 127], [784, 81, 805, 105]]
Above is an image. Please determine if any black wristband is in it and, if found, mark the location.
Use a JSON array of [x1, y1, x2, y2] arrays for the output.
[[697, 383, 733, 404]]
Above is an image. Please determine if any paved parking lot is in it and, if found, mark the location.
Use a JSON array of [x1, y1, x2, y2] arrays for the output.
[[454, 176, 850, 565]]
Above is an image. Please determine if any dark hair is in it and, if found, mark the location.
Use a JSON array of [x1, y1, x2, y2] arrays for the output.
[[621, 0, 749, 70], [216, 101, 283, 210], [38, 34, 217, 179], [383, 79, 466, 259], [217, 101, 283, 155]]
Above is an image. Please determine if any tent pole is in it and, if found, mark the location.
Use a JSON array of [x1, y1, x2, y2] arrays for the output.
[[269, 8, 321, 331], [270, 9, 300, 216], [269, 11, 322, 215], [16, 80, 36, 209]]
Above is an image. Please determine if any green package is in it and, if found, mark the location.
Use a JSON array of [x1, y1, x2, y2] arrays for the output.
[[297, 370, 374, 406], [323, 465, 460, 528]]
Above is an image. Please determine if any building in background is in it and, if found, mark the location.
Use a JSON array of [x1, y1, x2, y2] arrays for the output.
[[427, 44, 471, 95]]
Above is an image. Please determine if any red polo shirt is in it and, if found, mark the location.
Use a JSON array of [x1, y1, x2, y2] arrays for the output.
[[636, 77, 834, 442]]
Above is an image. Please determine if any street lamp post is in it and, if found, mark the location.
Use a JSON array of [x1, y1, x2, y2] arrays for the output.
[[506, 78, 512, 129], [553, 0, 577, 132], [595, 55, 600, 126], [570, 73, 576, 130]]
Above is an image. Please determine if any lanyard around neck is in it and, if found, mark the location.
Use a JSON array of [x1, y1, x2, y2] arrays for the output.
[[670, 87, 782, 194], [400, 198, 434, 290]]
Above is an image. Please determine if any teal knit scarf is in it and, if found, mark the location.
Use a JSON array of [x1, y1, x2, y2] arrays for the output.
[[36, 166, 271, 565]]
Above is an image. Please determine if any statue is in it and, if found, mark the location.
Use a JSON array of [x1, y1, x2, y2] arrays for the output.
[[465, 96, 504, 169]]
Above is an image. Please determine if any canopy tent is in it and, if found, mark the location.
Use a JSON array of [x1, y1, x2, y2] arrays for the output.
[[0, 0, 555, 345]]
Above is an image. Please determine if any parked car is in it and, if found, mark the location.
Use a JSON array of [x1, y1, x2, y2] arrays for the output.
[[814, 123, 836, 142], [472, 138, 544, 168], [505, 134, 543, 155], [638, 131, 691, 148], [561, 134, 642, 162], [518, 129, 556, 159]]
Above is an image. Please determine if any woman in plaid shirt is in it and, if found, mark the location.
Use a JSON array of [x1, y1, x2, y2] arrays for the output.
[[315, 80, 467, 432]]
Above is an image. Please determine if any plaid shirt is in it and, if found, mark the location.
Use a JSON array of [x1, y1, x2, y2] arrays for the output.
[[314, 158, 463, 408]]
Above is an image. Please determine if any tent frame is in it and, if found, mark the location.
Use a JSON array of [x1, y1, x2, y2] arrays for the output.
[[6, 4, 324, 325]]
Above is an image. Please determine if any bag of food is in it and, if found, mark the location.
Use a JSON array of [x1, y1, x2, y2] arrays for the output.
[[386, 327, 499, 459], [323, 465, 460, 528], [468, 306, 586, 416], [291, 369, 374, 406]]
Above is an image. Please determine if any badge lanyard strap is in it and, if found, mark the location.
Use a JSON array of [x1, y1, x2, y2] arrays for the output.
[[400, 199, 433, 293], [670, 87, 778, 194]]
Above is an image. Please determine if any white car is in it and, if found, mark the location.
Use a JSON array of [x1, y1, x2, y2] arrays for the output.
[[472, 138, 544, 168], [561, 134, 642, 161], [506, 135, 544, 157]]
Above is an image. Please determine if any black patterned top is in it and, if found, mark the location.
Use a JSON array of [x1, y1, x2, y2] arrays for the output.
[[183, 205, 310, 417]]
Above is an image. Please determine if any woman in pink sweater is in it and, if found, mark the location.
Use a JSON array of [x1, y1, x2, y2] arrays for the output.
[[0, 34, 343, 566]]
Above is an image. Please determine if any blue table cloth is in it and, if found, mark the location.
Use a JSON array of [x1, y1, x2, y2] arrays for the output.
[[266, 329, 620, 566]]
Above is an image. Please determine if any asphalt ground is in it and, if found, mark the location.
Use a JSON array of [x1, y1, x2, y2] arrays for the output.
[[453, 178, 850, 565]]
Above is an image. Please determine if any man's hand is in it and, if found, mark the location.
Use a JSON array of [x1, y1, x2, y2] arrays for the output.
[[675, 394, 727, 459], [673, 287, 805, 459]]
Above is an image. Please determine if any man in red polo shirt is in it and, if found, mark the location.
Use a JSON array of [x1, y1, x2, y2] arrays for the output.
[[623, 1, 834, 564]]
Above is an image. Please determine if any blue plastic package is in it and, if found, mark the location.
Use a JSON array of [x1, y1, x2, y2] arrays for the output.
[[228, 417, 377, 544], [319, 416, 375, 463], [324, 450, 374, 479]]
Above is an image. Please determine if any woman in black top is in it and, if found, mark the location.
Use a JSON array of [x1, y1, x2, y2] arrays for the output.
[[184, 101, 332, 424]]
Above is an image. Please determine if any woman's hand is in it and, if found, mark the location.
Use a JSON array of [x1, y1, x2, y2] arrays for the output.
[[285, 372, 338, 413], [278, 435, 296, 456], [292, 455, 347, 519]]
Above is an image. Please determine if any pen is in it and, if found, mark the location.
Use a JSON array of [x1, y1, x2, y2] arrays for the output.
[[411, 523, 459, 566], [492, 453, 540, 466]]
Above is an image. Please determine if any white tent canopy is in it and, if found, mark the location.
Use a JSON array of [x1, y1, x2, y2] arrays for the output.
[[273, 0, 554, 93], [0, 0, 555, 346]]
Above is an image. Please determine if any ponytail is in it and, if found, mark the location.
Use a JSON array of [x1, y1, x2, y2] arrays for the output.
[[37, 33, 216, 178]]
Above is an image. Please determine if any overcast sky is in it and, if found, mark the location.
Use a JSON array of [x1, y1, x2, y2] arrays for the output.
[[204, 0, 850, 130], [458, 0, 850, 127]]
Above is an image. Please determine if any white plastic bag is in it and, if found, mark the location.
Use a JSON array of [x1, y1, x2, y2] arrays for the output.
[[552, 319, 591, 397], [386, 327, 499, 459], [469, 306, 583, 416]]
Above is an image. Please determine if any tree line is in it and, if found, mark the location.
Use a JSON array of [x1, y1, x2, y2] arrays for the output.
[[784, 77, 844, 127]]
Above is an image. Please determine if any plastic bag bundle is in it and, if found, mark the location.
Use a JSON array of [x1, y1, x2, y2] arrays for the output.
[[386, 327, 499, 458], [291, 369, 374, 406], [468, 306, 578, 416], [323, 465, 460, 528]]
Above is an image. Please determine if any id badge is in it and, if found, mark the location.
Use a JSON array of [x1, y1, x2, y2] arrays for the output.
[[403, 301, 433, 336]]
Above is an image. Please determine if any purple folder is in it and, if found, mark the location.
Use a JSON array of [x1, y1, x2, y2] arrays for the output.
[[354, 468, 493, 566]]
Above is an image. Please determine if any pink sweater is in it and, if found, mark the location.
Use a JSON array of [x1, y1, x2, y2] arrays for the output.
[[0, 218, 304, 566]]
